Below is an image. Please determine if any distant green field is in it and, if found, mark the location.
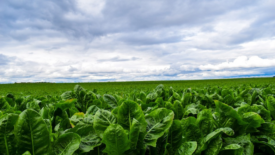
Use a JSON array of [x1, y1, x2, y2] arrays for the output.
[[1, 78, 275, 96]]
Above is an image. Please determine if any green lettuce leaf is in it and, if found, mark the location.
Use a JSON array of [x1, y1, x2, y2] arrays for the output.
[[102, 124, 130, 155], [167, 120, 183, 154], [14, 109, 51, 155], [93, 109, 117, 138], [103, 94, 118, 109], [117, 100, 147, 132], [65, 124, 101, 153], [53, 132, 81, 155], [143, 108, 174, 147], [177, 141, 197, 155], [0, 113, 18, 155]]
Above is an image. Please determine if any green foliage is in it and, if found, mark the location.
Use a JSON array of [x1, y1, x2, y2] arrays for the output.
[[65, 124, 101, 153], [129, 118, 140, 149], [102, 124, 130, 155], [177, 141, 197, 155], [167, 120, 183, 154], [0, 113, 18, 155], [103, 94, 118, 109], [52, 132, 81, 155], [0, 82, 275, 154], [0, 97, 11, 111], [143, 108, 174, 147], [14, 109, 51, 155], [117, 100, 147, 132], [93, 109, 117, 138], [267, 96, 275, 119]]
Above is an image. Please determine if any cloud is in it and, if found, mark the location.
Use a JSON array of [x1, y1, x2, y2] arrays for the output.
[[199, 56, 275, 70], [0, 0, 275, 83], [0, 54, 11, 65], [97, 56, 141, 62], [0, 0, 262, 42]]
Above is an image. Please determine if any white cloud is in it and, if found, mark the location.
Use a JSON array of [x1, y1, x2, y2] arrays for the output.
[[199, 56, 275, 70], [76, 0, 105, 16], [180, 65, 196, 71], [0, 0, 275, 82]]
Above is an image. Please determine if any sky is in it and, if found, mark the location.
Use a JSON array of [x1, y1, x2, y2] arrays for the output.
[[0, 0, 275, 83]]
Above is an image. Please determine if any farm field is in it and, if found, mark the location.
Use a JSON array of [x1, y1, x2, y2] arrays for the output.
[[2, 0, 275, 154], [1, 77, 275, 96], [1, 77, 275, 154]]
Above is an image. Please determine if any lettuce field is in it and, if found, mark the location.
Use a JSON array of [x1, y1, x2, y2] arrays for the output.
[[1, 78, 275, 155]]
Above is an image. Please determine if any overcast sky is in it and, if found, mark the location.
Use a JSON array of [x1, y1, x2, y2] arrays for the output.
[[0, 0, 275, 83]]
